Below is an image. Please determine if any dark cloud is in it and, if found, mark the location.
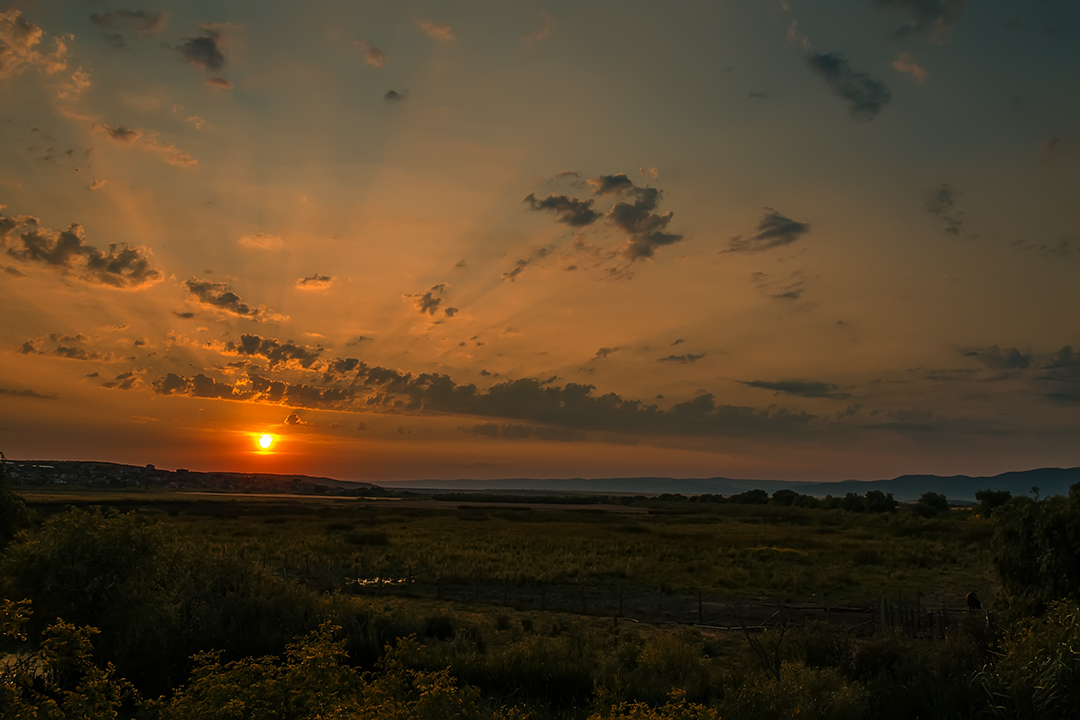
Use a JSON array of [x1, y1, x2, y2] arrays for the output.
[[89, 9, 167, 48], [1036, 346, 1080, 403], [658, 353, 705, 364], [502, 259, 529, 282], [346, 336, 373, 345], [727, 209, 809, 252], [102, 371, 137, 390], [670, 339, 685, 346], [101, 125, 140, 143], [1012, 236, 1076, 258], [284, 412, 308, 425], [0, 387, 55, 399], [295, 273, 333, 290], [177, 29, 224, 71], [384, 90, 406, 103], [805, 52, 892, 121], [607, 186, 683, 260], [173, 311, 195, 319], [1, 213, 162, 289], [742, 379, 850, 399], [747, 91, 769, 100], [186, 278, 279, 319], [151, 372, 250, 400], [593, 347, 620, 360], [19, 341, 40, 355], [587, 173, 635, 196], [873, 0, 966, 41], [466, 422, 583, 442], [925, 184, 963, 235], [524, 193, 601, 227], [224, 334, 323, 368], [407, 284, 457, 318], [963, 345, 1032, 371]]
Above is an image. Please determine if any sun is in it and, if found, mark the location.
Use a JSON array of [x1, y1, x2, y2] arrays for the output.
[[257, 434, 274, 450]]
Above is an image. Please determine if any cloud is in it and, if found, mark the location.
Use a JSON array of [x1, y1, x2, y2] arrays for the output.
[[185, 278, 285, 320], [1012, 236, 1076, 258], [524, 193, 601, 227], [467, 422, 581, 442], [892, 52, 927, 83], [639, 167, 659, 180], [873, 0, 966, 42], [751, 268, 816, 304], [406, 284, 458, 318], [962, 345, 1032, 371], [1040, 137, 1062, 162], [89, 179, 106, 190], [0, 387, 55, 399], [353, 40, 386, 68], [606, 185, 683, 261], [727, 209, 809, 252], [0, 212, 162, 289], [55, 67, 91, 100], [89, 9, 167, 48], [658, 353, 705, 364], [925, 183, 963, 235], [805, 52, 892, 121], [0, 10, 69, 80], [587, 173, 635, 196], [222, 333, 323, 368], [384, 89, 406, 103], [742, 379, 850, 399], [152, 372, 251, 400], [1037, 346, 1080, 403], [419, 20, 454, 41], [593, 347, 620, 360], [93, 123, 197, 166], [346, 336, 373, 345], [295, 273, 333, 290], [102, 371, 138, 390], [238, 232, 284, 250], [205, 76, 232, 90], [523, 12, 553, 47], [284, 411, 308, 425], [177, 22, 233, 88]]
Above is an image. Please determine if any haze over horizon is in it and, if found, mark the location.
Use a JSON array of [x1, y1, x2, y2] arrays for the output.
[[1, 1, 1077, 482]]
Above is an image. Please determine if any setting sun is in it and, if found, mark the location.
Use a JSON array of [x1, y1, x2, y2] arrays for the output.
[[258, 435, 274, 450]]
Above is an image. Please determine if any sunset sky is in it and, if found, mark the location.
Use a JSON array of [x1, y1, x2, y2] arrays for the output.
[[1, 0, 1077, 482]]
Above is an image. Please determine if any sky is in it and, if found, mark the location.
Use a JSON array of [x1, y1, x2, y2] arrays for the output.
[[0, 0, 1077, 483]]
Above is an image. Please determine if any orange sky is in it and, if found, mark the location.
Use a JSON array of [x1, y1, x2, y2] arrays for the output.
[[1, 1, 1078, 481]]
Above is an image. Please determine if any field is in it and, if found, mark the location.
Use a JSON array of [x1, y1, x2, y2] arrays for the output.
[[7, 483, 1078, 720]]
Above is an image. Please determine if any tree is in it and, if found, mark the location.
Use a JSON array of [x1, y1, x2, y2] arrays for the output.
[[0, 453, 32, 551], [864, 490, 898, 514], [975, 489, 1012, 518], [915, 492, 949, 517], [991, 483, 1080, 614]]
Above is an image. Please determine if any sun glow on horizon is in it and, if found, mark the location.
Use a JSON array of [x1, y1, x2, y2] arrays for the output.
[[257, 434, 274, 450]]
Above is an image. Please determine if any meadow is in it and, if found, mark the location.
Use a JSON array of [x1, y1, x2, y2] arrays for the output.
[[3, 478, 1079, 719]]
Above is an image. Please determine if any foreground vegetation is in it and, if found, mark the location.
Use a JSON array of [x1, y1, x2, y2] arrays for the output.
[[2, 460, 1079, 719]]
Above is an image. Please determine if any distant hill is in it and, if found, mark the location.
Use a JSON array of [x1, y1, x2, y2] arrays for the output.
[[378, 467, 1080, 503]]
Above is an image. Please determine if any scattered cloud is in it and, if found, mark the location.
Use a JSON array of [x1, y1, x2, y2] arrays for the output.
[[222, 333, 323, 368], [384, 89, 406, 103], [1012, 236, 1076, 258], [419, 20, 454, 42], [523, 12, 554, 47], [658, 353, 705, 364], [238, 232, 284, 251], [177, 22, 233, 88], [185, 278, 285, 320], [892, 52, 927, 83], [806, 52, 892, 121], [873, 0, 966, 42], [93, 123, 196, 166], [346, 336, 373, 346], [727, 209, 809, 252], [0, 387, 55, 399], [593, 347, 620, 360], [89, 179, 106, 190], [742, 379, 850, 399], [925, 183, 963, 235], [102, 371, 138, 390], [295, 273, 333, 290], [89, 9, 167, 48], [587, 173, 635, 196], [0, 211, 162, 289], [55, 67, 91, 100], [639, 167, 659, 180], [962, 345, 1032, 371], [524, 193, 601, 227], [0, 10, 69, 81], [406, 284, 458, 318], [284, 411, 309, 425], [607, 185, 683, 261], [352, 40, 387, 68], [747, 91, 769, 100], [466, 422, 581, 442]]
